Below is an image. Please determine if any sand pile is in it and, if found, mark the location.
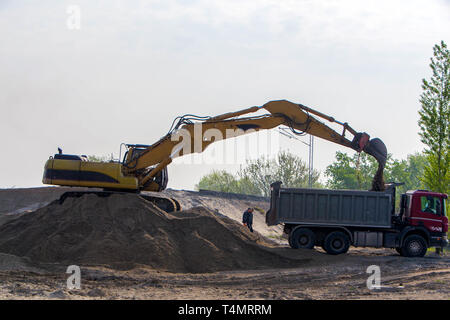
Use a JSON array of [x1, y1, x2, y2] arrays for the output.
[[0, 194, 303, 273], [0, 187, 282, 239], [0, 187, 79, 214], [158, 189, 283, 239]]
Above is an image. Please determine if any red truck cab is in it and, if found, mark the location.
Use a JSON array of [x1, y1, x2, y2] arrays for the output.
[[400, 190, 448, 248]]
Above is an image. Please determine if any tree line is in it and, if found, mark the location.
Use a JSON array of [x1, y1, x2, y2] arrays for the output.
[[196, 150, 427, 196]]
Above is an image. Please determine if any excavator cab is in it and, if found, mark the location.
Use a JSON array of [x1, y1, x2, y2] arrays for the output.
[[121, 144, 151, 165]]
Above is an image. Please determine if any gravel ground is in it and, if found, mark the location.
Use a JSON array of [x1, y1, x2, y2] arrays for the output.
[[0, 187, 448, 300]]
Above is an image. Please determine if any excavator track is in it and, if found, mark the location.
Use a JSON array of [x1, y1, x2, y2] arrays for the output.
[[56, 191, 182, 213]]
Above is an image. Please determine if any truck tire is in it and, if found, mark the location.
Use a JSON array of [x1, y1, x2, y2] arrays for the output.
[[401, 235, 427, 257], [290, 228, 315, 249], [323, 231, 350, 255], [288, 233, 294, 248]]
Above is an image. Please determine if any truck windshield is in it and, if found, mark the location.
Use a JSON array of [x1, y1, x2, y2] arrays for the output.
[[420, 196, 442, 215]]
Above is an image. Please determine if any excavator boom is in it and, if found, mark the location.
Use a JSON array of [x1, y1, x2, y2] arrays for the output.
[[122, 100, 387, 190]]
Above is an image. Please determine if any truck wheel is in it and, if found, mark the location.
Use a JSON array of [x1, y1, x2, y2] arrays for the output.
[[323, 231, 350, 255], [290, 228, 315, 249], [288, 233, 294, 248], [401, 235, 427, 257]]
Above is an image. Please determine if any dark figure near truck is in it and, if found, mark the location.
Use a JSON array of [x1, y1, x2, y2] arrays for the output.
[[243, 208, 254, 232]]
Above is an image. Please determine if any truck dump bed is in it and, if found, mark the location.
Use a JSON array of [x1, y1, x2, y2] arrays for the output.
[[266, 182, 392, 228]]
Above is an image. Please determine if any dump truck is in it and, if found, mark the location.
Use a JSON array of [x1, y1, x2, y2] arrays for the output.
[[266, 182, 448, 257]]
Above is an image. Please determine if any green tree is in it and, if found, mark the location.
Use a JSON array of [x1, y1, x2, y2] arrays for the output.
[[236, 156, 275, 196], [386, 153, 428, 209], [87, 155, 110, 162], [238, 151, 321, 196], [418, 40, 450, 194], [325, 152, 427, 191], [195, 151, 321, 196], [276, 151, 319, 188], [325, 151, 428, 209], [325, 151, 379, 190], [195, 170, 241, 193], [387, 153, 427, 192]]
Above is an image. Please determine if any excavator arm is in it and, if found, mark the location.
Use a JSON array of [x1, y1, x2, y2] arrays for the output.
[[42, 99, 388, 212], [122, 100, 387, 191]]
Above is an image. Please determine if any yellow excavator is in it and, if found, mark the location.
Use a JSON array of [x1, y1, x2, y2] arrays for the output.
[[43, 100, 387, 212]]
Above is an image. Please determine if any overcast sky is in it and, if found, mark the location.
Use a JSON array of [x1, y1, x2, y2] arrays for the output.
[[1, 0, 449, 190]]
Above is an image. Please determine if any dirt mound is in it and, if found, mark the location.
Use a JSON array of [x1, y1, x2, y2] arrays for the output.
[[0, 187, 283, 240], [0, 194, 305, 273], [159, 189, 283, 239], [0, 187, 82, 214]]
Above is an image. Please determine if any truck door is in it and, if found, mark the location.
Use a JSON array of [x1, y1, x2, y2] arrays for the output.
[[412, 195, 445, 233]]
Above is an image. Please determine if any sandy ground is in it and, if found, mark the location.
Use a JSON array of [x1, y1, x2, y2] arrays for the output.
[[0, 187, 448, 300], [0, 248, 448, 300]]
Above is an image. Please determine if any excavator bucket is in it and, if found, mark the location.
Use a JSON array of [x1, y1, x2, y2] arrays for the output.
[[350, 133, 387, 166], [363, 138, 387, 167]]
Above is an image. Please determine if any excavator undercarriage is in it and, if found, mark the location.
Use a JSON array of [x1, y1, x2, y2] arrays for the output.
[[55, 189, 181, 213]]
